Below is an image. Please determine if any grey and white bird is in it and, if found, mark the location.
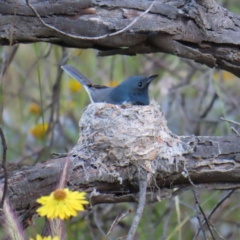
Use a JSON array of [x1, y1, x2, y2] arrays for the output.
[[62, 65, 158, 105]]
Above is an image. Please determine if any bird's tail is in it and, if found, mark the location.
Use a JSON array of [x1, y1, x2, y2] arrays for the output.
[[61, 65, 93, 87]]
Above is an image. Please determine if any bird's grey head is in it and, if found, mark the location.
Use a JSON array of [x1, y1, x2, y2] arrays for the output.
[[114, 75, 158, 105], [122, 75, 157, 90]]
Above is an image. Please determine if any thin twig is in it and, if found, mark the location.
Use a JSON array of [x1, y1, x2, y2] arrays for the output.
[[183, 163, 196, 187], [0, 45, 19, 77], [51, 152, 69, 158], [25, 0, 156, 41], [231, 127, 240, 136], [192, 189, 215, 240], [200, 93, 218, 118], [192, 189, 208, 240], [208, 190, 235, 220], [14, 147, 44, 165], [211, 226, 226, 240], [34, 47, 68, 164], [86, 213, 97, 240], [126, 178, 148, 240], [107, 209, 131, 236], [47, 48, 68, 158], [58, 155, 70, 189], [93, 206, 109, 239], [220, 117, 240, 126], [198, 206, 215, 240], [0, 127, 8, 208], [161, 199, 174, 240], [198, 76, 211, 118]]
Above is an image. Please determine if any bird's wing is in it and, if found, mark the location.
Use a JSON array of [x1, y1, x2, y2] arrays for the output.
[[91, 84, 109, 89], [62, 65, 111, 103], [61, 65, 109, 89], [61, 65, 93, 87]]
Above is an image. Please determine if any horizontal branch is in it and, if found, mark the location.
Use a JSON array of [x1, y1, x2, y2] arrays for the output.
[[1, 103, 240, 227], [0, 0, 240, 76]]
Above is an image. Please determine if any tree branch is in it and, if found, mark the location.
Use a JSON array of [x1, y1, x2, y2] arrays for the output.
[[1, 102, 240, 227], [1, 0, 240, 76]]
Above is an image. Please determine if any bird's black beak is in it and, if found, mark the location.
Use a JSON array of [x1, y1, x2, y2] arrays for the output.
[[147, 75, 158, 83]]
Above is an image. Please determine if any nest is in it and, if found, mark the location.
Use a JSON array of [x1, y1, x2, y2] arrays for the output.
[[71, 101, 187, 177]]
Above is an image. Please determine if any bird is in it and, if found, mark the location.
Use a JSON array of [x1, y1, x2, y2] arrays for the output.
[[61, 65, 158, 105]]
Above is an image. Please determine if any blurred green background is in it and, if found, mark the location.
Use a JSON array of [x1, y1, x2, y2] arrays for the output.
[[1, 1, 240, 239]]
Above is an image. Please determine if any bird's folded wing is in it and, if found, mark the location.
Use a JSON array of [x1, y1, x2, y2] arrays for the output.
[[61, 65, 93, 87]]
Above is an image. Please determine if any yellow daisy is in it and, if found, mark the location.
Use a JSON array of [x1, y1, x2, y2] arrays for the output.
[[30, 123, 48, 139], [36, 188, 88, 220], [68, 78, 82, 93], [30, 234, 59, 240], [29, 103, 41, 115]]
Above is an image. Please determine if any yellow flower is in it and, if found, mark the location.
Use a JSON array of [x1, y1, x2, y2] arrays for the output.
[[30, 123, 48, 139], [36, 188, 88, 220], [72, 49, 82, 56], [68, 78, 82, 93], [109, 80, 119, 87], [30, 234, 59, 240], [29, 103, 41, 115], [213, 71, 237, 82]]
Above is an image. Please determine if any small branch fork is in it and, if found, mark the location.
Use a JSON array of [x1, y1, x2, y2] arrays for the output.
[[193, 189, 235, 240], [192, 189, 215, 240], [220, 117, 240, 135], [184, 162, 234, 240]]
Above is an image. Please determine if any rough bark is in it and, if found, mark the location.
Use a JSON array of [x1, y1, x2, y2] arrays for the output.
[[1, 0, 240, 77], [1, 103, 240, 226]]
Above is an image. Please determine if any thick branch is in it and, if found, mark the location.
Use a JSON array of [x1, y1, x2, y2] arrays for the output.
[[1, 103, 240, 225], [0, 0, 240, 76], [2, 135, 240, 225]]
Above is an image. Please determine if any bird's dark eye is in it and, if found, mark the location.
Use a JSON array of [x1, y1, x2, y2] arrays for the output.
[[138, 82, 143, 88]]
